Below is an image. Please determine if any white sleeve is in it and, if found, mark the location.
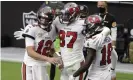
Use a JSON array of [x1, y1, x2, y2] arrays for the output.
[[101, 27, 111, 37], [22, 27, 35, 40], [87, 39, 98, 50], [111, 27, 117, 41], [84, 34, 106, 50], [49, 18, 58, 41], [25, 37, 34, 47], [23, 24, 33, 34]]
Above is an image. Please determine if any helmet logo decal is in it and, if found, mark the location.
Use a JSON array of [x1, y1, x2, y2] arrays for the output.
[[88, 16, 101, 23]]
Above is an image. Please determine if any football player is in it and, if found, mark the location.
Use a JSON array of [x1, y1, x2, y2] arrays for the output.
[[20, 6, 60, 80], [49, 2, 86, 80], [38, 2, 64, 80], [70, 15, 117, 80]]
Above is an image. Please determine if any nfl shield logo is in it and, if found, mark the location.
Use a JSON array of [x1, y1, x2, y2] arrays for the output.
[[23, 11, 38, 28]]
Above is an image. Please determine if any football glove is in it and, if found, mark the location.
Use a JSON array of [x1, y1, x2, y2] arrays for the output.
[[14, 25, 33, 40], [14, 28, 24, 40]]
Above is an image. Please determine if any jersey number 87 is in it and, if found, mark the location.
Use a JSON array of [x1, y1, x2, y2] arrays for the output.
[[59, 30, 77, 48]]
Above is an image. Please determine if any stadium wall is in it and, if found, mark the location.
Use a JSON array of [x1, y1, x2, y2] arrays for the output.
[[1, 1, 133, 47]]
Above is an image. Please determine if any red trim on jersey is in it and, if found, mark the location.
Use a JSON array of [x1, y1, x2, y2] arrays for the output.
[[22, 62, 26, 80], [79, 61, 84, 80]]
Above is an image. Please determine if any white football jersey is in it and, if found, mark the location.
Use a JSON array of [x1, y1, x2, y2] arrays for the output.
[[50, 17, 85, 67], [84, 34, 112, 71], [23, 24, 54, 66]]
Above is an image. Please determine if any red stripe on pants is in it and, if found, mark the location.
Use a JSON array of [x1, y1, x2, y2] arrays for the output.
[[22, 62, 26, 80], [79, 61, 84, 80]]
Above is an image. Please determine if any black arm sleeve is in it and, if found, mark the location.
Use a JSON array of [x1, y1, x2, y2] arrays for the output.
[[73, 48, 96, 77]]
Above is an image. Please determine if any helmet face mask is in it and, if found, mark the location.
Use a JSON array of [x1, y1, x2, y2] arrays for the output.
[[59, 9, 70, 24], [59, 2, 80, 24], [37, 6, 54, 29], [38, 14, 52, 26]]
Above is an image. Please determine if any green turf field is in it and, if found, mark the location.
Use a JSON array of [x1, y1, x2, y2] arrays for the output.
[[1, 61, 133, 80]]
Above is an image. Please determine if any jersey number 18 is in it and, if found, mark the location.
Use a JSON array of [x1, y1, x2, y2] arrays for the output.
[[100, 43, 112, 66]]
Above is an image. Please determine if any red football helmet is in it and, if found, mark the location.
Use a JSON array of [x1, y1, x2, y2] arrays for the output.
[[59, 2, 80, 24], [84, 14, 103, 36]]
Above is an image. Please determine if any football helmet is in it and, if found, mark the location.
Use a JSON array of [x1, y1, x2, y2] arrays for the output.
[[37, 6, 55, 30], [59, 2, 80, 24], [84, 15, 103, 37]]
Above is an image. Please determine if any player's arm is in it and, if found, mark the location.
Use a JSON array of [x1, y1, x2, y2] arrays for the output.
[[73, 48, 96, 77], [49, 17, 59, 41], [111, 49, 118, 71], [110, 48, 118, 80], [91, 27, 110, 47]]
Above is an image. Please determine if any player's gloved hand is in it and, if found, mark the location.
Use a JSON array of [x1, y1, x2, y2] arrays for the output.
[[110, 68, 116, 78], [14, 25, 33, 40], [69, 75, 76, 80], [14, 28, 24, 40]]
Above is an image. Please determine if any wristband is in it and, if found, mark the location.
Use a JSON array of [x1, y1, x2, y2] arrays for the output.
[[111, 68, 115, 70]]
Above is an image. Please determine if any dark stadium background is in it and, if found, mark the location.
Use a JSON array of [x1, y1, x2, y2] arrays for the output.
[[1, 1, 133, 47]]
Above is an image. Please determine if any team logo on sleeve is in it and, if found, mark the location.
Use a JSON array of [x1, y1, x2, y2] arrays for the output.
[[23, 11, 38, 28], [25, 29, 29, 33], [104, 37, 111, 43]]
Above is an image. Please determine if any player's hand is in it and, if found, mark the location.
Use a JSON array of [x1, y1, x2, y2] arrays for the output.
[[47, 57, 59, 65], [56, 57, 64, 70], [14, 28, 24, 40], [69, 75, 76, 80], [58, 64, 64, 70]]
